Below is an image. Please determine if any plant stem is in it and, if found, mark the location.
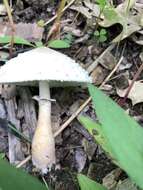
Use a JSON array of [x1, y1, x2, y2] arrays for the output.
[[3, 0, 15, 56]]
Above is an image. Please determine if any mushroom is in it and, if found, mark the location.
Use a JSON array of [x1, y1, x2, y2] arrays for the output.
[[0, 47, 92, 173]]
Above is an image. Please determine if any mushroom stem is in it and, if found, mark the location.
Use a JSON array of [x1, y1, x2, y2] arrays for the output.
[[32, 81, 56, 173]]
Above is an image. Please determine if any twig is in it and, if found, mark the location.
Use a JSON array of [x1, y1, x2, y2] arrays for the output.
[[120, 61, 143, 105], [44, 0, 76, 26], [55, 56, 123, 137], [3, 0, 15, 56], [87, 44, 115, 74], [47, 0, 67, 40], [101, 56, 123, 86], [16, 155, 31, 168], [42, 176, 49, 190]]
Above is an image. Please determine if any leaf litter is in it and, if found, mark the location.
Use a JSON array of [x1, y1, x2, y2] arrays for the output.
[[0, 0, 143, 189]]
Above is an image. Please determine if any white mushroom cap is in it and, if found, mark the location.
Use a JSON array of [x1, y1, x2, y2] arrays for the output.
[[0, 47, 92, 86]]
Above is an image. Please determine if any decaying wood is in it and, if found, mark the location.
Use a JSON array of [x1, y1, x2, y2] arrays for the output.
[[2, 86, 37, 164], [18, 87, 37, 139], [4, 94, 24, 164]]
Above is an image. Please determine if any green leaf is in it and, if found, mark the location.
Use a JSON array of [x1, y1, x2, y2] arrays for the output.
[[99, 35, 107, 42], [94, 30, 100, 36], [77, 174, 107, 190], [0, 35, 34, 46], [0, 153, 5, 159], [64, 33, 74, 45], [96, 0, 107, 10], [37, 19, 45, 27], [88, 84, 143, 189], [103, 7, 118, 21], [34, 41, 44, 47], [79, 116, 116, 163], [48, 39, 70, 49], [100, 29, 107, 35], [0, 159, 48, 190], [8, 122, 31, 143]]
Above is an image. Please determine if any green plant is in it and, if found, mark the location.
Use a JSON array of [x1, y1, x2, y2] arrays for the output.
[[78, 174, 107, 190], [96, 0, 107, 13], [48, 39, 70, 48], [63, 33, 74, 45], [0, 153, 5, 159], [0, 159, 48, 190], [79, 84, 143, 189], [94, 28, 107, 42], [0, 35, 34, 46]]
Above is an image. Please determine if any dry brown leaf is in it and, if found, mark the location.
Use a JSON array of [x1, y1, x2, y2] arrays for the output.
[[70, 0, 100, 19], [0, 23, 44, 41], [116, 80, 143, 105], [0, 4, 6, 15], [99, 1, 143, 42], [115, 178, 138, 190], [70, 5, 92, 19]]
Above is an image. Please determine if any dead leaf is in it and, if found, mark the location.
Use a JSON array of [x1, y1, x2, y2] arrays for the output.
[[70, 5, 92, 19], [0, 23, 44, 41], [132, 29, 143, 45], [83, 0, 100, 17], [99, 2, 143, 42], [116, 80, 143, 105], [63, 26, 83, 37], [115, 178, 138, 190], [99, 51, 117, 70], [102, 168, 121, 189], [0, 4, 6, 15], [75, 148, 87, 172], [0, 51, 9, 61], [70, 0, 100, 19], [82, 138, 97, 160], [91, 65, 106, 85]]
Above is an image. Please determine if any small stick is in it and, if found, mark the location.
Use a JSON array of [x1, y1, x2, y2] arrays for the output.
[[87, 44, 115, 74], [3, 0, 15, 56], [55, 56, 123, 137], [16, 155, 31, 168], [47, 0, 67, 40], [119, 61, 143, 106], [44, 0, 76, 26]]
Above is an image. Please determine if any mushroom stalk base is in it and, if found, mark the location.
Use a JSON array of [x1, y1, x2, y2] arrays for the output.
[[32, 81, 56, 173]]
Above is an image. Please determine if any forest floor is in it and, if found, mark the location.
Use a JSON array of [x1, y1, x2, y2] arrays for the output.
[[0, 0, 143, 189]]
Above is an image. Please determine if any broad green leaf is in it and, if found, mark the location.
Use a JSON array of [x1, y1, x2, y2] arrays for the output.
[[48, 39, 70, 49], [77, 174, 107, 190], [0, 153, 5, 159], [0, 35, 34, 46], [88, 84, 143, 189], [96, 0, 107, 10], [103, 7, 118, 21], [0, 159, 48, 190], [79, 116, 116, 164]]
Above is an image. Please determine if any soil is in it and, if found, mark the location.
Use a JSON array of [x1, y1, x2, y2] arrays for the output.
[[0, 0, 142, 190]]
